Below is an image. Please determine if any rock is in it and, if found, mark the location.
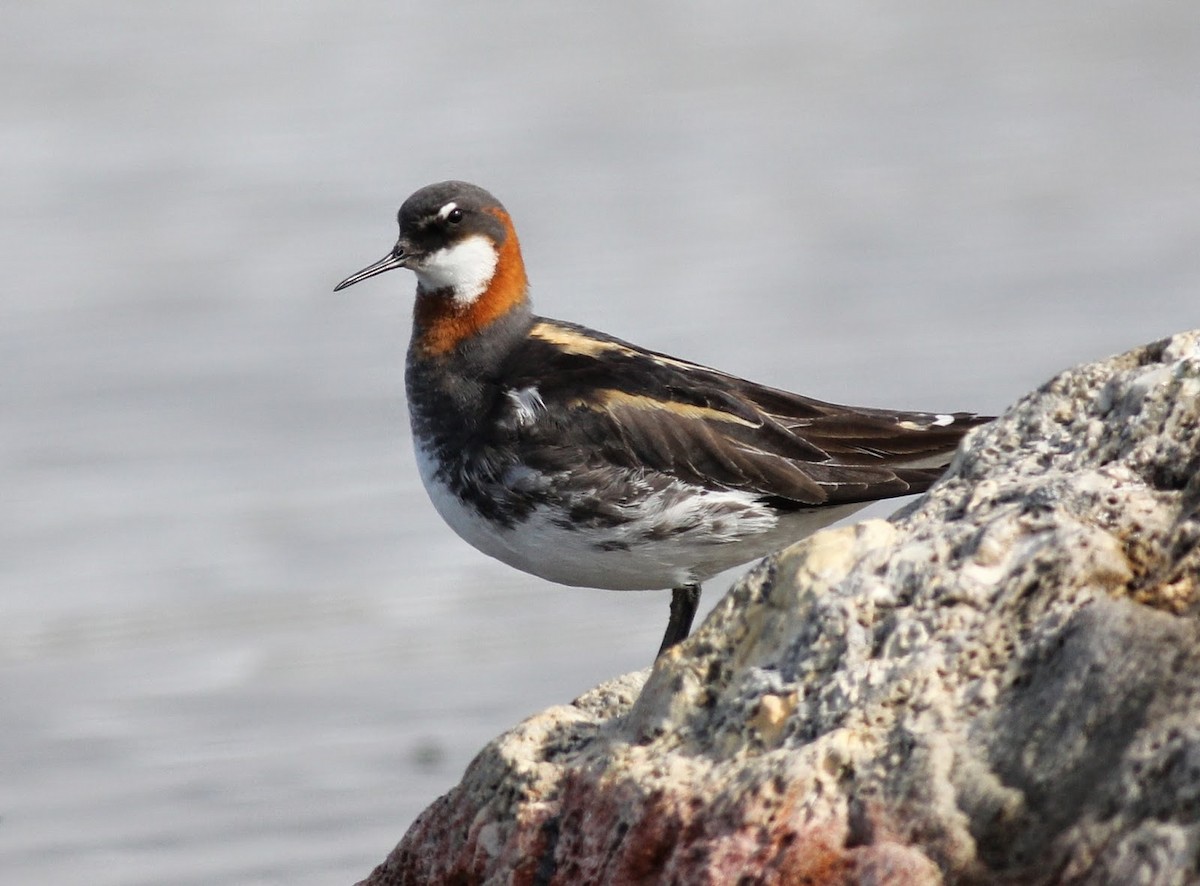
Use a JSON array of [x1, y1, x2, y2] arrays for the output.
[[359, 330, 1200, 886]]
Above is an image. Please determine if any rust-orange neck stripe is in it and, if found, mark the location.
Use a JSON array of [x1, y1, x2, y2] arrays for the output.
[[412, 210, 529, 356]]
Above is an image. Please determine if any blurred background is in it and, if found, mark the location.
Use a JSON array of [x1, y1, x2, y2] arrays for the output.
[[3, 1, 1198, 883]]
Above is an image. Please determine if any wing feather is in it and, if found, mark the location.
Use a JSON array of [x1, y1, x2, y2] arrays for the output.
[[497, 319, 991, 508]]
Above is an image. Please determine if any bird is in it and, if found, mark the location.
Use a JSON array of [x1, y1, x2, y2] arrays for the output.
[[335, 181, 991, 658]]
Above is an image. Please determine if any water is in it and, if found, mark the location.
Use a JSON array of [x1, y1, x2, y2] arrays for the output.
[[3, 2, 1198, 882]]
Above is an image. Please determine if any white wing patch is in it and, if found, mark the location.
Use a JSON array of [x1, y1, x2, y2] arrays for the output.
[[506, 386, 546, 427], [899, 413, 958, 431]]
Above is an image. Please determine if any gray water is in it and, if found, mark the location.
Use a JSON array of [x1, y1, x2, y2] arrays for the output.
[[3, 2, 1198, 883]]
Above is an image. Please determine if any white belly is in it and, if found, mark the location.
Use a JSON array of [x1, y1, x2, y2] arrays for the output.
[[413, 444, 865, 590]]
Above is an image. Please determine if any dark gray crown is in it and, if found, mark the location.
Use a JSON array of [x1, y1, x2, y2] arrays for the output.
[[395, 181, 508, 250]]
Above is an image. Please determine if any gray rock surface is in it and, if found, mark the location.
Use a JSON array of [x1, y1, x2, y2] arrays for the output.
[[360, 330, 1200, 885]]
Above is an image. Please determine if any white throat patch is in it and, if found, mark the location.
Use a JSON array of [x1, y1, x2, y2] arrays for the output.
[[414, 235, 499, 305]]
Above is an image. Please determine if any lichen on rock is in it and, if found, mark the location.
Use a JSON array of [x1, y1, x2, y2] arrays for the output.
[[360, 330, 1200, 886]]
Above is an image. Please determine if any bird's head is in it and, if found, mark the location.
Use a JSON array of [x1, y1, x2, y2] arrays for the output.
[[335, 181, 530, 354]]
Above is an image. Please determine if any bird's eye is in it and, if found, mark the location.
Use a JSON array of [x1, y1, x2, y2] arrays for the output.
[[447, 208, 464, 224]]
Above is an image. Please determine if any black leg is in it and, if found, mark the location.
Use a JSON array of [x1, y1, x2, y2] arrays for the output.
[[656, 583, 702, 657]]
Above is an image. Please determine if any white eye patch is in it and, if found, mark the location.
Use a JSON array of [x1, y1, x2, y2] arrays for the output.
[[437, 202, 458, 221]]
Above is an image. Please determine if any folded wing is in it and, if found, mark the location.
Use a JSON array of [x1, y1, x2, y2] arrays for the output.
[[497, 320, 991, 508]]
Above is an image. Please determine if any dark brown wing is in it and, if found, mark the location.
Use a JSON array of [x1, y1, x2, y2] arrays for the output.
[[497, 319, 992, 507]]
